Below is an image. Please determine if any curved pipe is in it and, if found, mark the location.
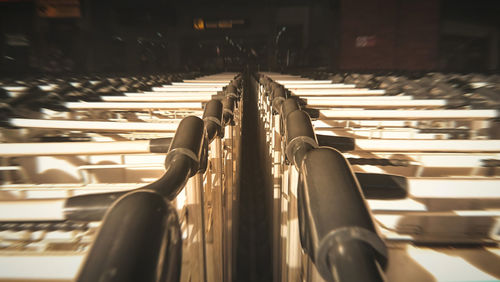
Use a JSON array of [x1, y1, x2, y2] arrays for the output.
[[75, 78, 240, 282], [9, 80, 241, 224], [64, 153, 193, 221], [64, 117, 204, 221], [299, 148, 387, 281], [260, 75, 388, 282], [149, 153, 194, 200], [76, 190, 182, 282], [64, 78, 240, 221]]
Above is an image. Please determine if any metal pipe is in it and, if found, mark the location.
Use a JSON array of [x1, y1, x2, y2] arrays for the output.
[[275, 80, 334, 84], [147, 153, 193, 200], [0, 137, 173, 157], [171, 82, 227, 86], [263, 75, 388, 282], [152, 86, 222, 91], [308, 99, 445, 108], [225, 84, 237, 96], [65, 102, 203, 110], [0, 199, 66, 221], [292, 89, 385, 95], [63, 152, 193, 222], [76, 190, 182, 282], [281, 98, 300, 118], [284, 110, 317, 167], [75, 81, 236, 280], [149, 138, 173, 153], [1, 99, 221, 221], [165, 116, 204, 175], [101, 96, 212, 102], [282, 84, 356, 89], [125, 92, 216, 96], [223, 96, 236, 125], [0, 141, 151, 157], [304, 96, 413, 100], [319, 109, 498, 120], [298, 148, 387, 281], [182, 80, 233, 83], [64, 190, 128, 221], [203, 99, 223, 142], [161, 84, 224, 88], [280, 98, 301, 136], [355, 139, 500, 153], [8, 118, 179, 132], [64, 117, 203, 221]]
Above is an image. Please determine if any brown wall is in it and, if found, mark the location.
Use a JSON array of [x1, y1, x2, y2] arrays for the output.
[[339, 0, 439, 71]]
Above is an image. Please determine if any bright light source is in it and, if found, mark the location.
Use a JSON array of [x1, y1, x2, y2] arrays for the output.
[[193, 18, 205, 30]]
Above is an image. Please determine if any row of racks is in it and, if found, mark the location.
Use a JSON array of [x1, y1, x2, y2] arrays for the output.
[[256, 73, 500, 282], [1, 70, 499, 281], [0, 73, 242, 281]]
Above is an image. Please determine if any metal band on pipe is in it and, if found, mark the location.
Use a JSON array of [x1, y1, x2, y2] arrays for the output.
[[204, 116, 222, 127]]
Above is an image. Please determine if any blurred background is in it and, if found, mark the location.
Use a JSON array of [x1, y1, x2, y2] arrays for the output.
[[0, 0, 499, 76]]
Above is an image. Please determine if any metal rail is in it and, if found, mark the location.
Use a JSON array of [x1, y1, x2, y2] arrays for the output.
[[0, 73, 242, 282], [261, 72, 500, 282], [71, 77, 240, 281], [258, 75, 387, 282]]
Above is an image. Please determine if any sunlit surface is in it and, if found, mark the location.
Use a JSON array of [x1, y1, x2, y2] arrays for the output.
[[405, 245, 499, 281]]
